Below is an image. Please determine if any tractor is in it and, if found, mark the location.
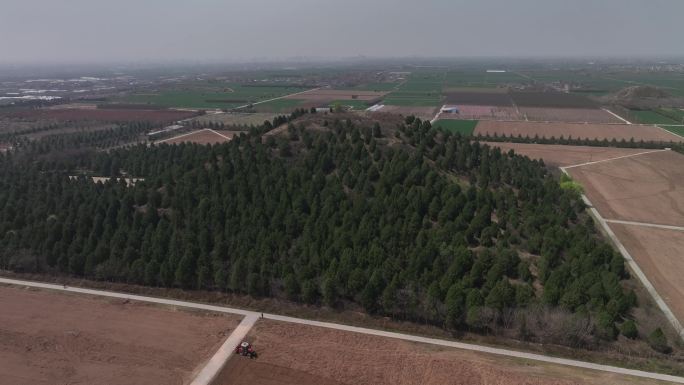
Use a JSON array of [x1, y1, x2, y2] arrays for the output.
[[235, 341, 258, 359]]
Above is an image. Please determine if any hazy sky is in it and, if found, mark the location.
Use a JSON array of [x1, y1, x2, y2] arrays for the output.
[[1, 0, 683, 64]]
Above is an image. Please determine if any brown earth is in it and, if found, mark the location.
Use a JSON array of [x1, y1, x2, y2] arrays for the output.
[[3, 108, 197, 124], [474, 120, 683, 142], [510, 92, 597, 108], [611, 224, 684, 324], [161, 129, 235, 145], [568, 150, 684, 226], [374, 105, 438, 120], [519, 107, 622, 123], [285, 89, 387, 101], [0, 285, 240, 385], [213, 319, 667, 385], [483, 142, 651, 167]]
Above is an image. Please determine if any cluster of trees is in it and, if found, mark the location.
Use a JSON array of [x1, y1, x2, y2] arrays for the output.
[[0, 116, 645, 347]]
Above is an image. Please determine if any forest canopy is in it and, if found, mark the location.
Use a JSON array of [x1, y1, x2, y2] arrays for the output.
[[0, 115, 636, 345]]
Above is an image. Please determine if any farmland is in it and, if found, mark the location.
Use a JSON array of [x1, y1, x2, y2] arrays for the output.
[[483, 142, 649, 167], [214, 319, 669, 385], [519, 107, 622, 123], [158, 128, 237, 145], [567, 150, 684, 227], [382, 71, 444, 106], [1, 108, 197, 124], [630, 110, 681, 125], [190, 112, 278, 128], [122, 84, 310, 109], [474, 120, 683, 142], [432, 119, 478, 135], [0, 285, 239, 385]]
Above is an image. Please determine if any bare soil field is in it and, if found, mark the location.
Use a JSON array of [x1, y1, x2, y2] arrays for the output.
[[611, 224, 684, 324], [482, 142, 650, 167], [284, 89, 387, 102], [0, 285, 240, 385], [474, 121, 683, 142], [510, 92, 598, 108], [374, 105, 438, 120], [568, 150, 684, 226], [444, 91, 514, 106], [3, 108, 197, 124], [520, 107, 623, 123], [160, 129, 236, 145], [440, 104, 521, 120], [213, 319, 666, 385]]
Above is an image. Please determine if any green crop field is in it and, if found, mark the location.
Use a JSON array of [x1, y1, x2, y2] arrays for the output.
[[657, 108, 684, 123], [383, 71, 444, 107], [432, 119, 478, 135], [122, 83, 309, 109], [329, 99, 369, 110], [630, 110, 680, 125], [661, 125, 684, 138], [348, 82, 399, 92]]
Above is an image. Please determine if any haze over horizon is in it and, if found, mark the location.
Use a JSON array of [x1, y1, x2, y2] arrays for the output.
[[1, 0, 683, 65]]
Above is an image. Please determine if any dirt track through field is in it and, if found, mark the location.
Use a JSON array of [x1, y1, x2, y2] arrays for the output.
[[568, 150, 684, 226], [0, 285, 239, 385], [483, 142, 651, 167]]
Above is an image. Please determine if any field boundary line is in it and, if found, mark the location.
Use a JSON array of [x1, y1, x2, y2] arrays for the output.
[[564, 149, 667, 169], [156, 128, 210, 144], [190, 313, 258, 385], [1, 277, 684, 383], [602, 108, 632, 124], [234, 87, 320, 110], [207, 129, 232, 140], [560, 168, 684, 344], [604, 219, 684, 232]]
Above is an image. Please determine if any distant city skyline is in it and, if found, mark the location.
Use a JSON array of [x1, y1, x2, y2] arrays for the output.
[[1, 0, 683, 64]]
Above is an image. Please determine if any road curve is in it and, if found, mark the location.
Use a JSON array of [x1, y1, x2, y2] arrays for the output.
[[1, 277, 683, 384]]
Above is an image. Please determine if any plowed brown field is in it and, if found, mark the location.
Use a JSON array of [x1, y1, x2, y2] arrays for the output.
[[611, 224, 684, 323], [4, 108, 196, 124], [0, 285, 240, 385], [213, 319, 665, 385], [483, 142, 650, 167], [568, 150, 684, 226], [161, 129, 235, 145]]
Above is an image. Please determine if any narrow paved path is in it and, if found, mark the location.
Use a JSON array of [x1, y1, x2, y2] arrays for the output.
[[602, 108, 632, 124], [605, 219, 684, 232], [190, 313, 259, 385], [1, 277, 683, 383]]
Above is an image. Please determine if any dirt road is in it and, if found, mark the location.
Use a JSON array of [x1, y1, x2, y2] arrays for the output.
[[1, 277, 683, 384]]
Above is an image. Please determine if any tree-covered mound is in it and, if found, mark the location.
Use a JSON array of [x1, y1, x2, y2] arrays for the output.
[[0, 116, 636, 345]]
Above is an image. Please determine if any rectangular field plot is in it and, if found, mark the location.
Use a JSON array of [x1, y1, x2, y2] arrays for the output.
[[0, 285, 240, 385], [433, 119, 478, 135], [610, 224, 684, 324], [567, 150, 684, 227], [123, 84, 309, 109], [473, 121, 684, 142], [510, 92, 598, 108], [519, 107, 622, 123], [630, 110, 681, 125], [443, 91, 514, 106], [440, 105, 521, 120]]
